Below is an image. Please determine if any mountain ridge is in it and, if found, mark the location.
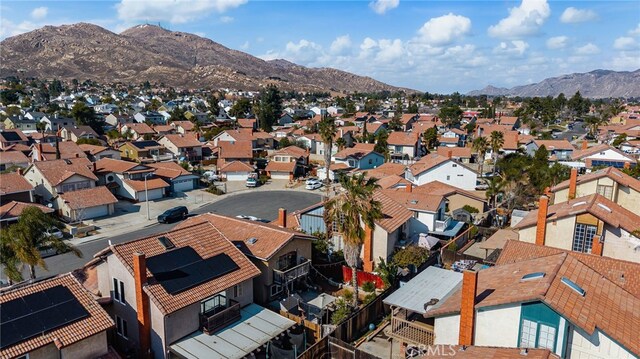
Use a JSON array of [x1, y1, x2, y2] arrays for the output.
[[467, 69, 640, 98], [0, 23, 411, 93]]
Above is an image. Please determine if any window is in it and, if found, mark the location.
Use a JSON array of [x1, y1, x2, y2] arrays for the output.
[[452, 164, 457, 167], [538, 324, 556, 350], [16, 355, 28, 359], [201, 294, 227, 314], [113, 278, 125, 304], [446, 175, 450, 181], [596, 185, 613, 200], [115, 315, 128, 338], [572, 223, 597, 253], [270, 284, 283, 297], [233, 284, 243, 298], [520, 319, 537, 348], [368, 159, 373, 165]]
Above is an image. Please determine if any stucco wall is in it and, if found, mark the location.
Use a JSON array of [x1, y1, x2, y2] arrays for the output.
[[413, 162, 477, 191], [446, 193, 485, 214], [25, 342, 58, 359], [474, 304, 521, 347], [568, 327, 636, 359], [434, 314, 460, 345], [602, 227, 640, 263], [61, 331, 109, 359]]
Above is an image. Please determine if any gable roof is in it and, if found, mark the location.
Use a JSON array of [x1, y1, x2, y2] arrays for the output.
[[413, 180, 486, 202], [0, 172, 33, 195], [550, 166, 640, 193], [59, 186, 118, 210], [122, 140, 164, 150], [387, 131, 418, 146], [0, 274, 114, 358], [33, 158, 97, 186], [408, 153, 450, 176], [375, 175, 412, 189], [95, 158, 150, 174], [265, 161, 296, 173], [571, 143, 635, 161], [513, 193, 640, 235], [381, 189, 445, 212], [273, 145, 307, 158], [219, 160, 254, 173], [161, 134, 202, 148], [532, 139, 575, 151], [334, 147, 379, 160], [363, 162, 407, 178], [35, 142, 87, 160], [436, 146, 472, 158], [373, 191, 414, 233], [174, 213, 315, 261], [0, 201, 54, 220], [123, 122, 154, 134], [171, 121, 195, 131], [64, 125, 98, 138], [109, 222, 260, 315], [147, 161, 194, 179], [219, 128, 254, 142], [78, 144, 111, 155]]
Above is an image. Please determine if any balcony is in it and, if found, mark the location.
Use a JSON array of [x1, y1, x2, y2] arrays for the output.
[[273, 258, 311, 285], [152, 153, 174, 162], [200, 299, 241, 335], [434, 217, 451, 232], [389, 312, 435, 346]]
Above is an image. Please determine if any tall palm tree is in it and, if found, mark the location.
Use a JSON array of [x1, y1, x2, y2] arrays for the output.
[[485, 176, 505, 210], [335, 137, 347, 151], [472, 137, 488, 176], [489, 131, 504, 175], [318, 115, 336, 195], [325, 173, 382, 307], [0, 207, 82, 280]]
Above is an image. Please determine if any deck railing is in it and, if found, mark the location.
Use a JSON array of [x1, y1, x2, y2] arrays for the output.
[[389, 314, 435, 346]]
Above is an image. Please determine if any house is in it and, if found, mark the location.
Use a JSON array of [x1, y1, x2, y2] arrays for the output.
[[79, 222, 297, 358], [497, 115, 520, 129], [40, 114, 76, 132], [0, 172, 34, 205], [398, 114, 419, 131], [0, 274, 114, 359], [525, 140, 574, 161], [387, 131, 421, 161], [104, 113, 134, 127], [219, 161, 255, 181], [152, 125, 176, 136], [157, 134, 203, 162], [134, 111, 166, 124], [216, 140, 253, 167], [119, 140, 172, 162], [0, 150, 30, 171], [266, 145, 309, 180], [147, 161, 199, 193], [95, 158, 169, 201], [332, 145, 384, 171], [514, 193, 640, 263], [0, 129, 29, 150], [550, 167, 640, 210], [237, 118, 257, 130], [31, 141, 87, 161], [183, 111, 208, 123], [170, 121, 195, 134], [78, 144, 122, 161], [212, 128, 254, 147], [24, 111, 46, 122], [363, 162, 407, 179], [0, 201, 54, 226], [420, 241, 640, 359], [570, 143, 636, 170], [406, 153, 477, 191], [277, 113, 295, 126], [175, 211, 315, 304], [60, 125, 99, 142], [121, 123, 155, 140], [3, 115, 37, 132], [436, 147, 472, 163], [413, 180, 487, 216], [23, 158, 118, 220]]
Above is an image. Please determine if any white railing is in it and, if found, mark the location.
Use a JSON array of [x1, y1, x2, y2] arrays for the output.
[[152, 153, 174, 161], [434, 217, 451, 232]]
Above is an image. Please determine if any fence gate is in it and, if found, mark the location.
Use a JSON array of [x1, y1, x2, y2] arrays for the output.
[[327, 337, 380, 359]]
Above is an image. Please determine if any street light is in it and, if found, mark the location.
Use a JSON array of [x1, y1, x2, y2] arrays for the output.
[[144, 173, 152, 220]]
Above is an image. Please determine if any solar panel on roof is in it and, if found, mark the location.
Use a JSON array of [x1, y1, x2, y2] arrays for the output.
[[0, 285, 89, 349], [146, 247, 240, 295], [1, 131, 22, 142]]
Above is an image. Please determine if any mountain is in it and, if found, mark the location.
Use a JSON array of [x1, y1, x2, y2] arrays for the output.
[[467, 69, 640, 98], [0, 23, 409, 93]]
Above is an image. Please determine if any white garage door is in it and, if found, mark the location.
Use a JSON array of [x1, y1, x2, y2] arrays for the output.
[[173, 179, 194, 192], [270, 171, 290, 180], [81, 205, 110, 219], [138, 188, 164, 201], [227, 172, 249, 181]]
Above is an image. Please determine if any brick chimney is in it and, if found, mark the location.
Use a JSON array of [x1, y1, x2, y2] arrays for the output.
[[278, 208, 287, 228], [447, 150, 453, 159], [568, 168, 578, 200], [536, 195, 549, 246], [591, 235, 603, 256], [133, 252, 152, 359], [363, 225, 374, 272], [405, 183, 412, 193], [458, 269, 478, 346], [624, 162, 631, 170], [582, 140, 588, 150]]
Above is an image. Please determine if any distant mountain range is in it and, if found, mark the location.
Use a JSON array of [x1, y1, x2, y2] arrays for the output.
[[0, 23, 408, 93], [467, 69, 640, 98]]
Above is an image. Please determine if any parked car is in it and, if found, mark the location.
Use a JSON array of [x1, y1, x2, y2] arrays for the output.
[[305, 179, 323, 190], [44, 227, 63, 239], [305, 177, 319, 185], [475, 180, 489, 190], [203, 171, 219, 181], [246, 173, 259, 187], [157, 206, 188, 223]]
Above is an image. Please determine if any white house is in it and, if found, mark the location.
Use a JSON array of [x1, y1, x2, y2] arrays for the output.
[[570, 143, 636, 171], [95, 158, 169, 201], [406, 153, 477, 191], [219, 161, 255, 181]]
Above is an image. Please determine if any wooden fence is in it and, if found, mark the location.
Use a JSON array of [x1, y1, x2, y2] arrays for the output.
[[332, 285, 394, 343]]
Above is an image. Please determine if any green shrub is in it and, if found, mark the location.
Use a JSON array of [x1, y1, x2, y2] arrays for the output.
[[462, 204, 479, 214], [392, 245, 429, 268], [362, 281, 376, 293], [363, 293, 377, 305]]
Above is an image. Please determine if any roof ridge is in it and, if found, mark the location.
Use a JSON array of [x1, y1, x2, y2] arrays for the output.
[[541, 252, 569, 298]]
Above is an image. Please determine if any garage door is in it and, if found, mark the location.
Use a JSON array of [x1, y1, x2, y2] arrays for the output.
[[270, 171, 290, 180], [138, 188, 164, 201], [81, 205, 110, 219], [173, 179, 194, 192], [227, 172, 248, 181]]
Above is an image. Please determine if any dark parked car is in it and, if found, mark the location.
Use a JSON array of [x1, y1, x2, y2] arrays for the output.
[[157, 206, 188, 223]]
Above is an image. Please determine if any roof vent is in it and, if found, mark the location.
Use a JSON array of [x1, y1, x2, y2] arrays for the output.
[[561, 277, 586, 296], [410, 200, 418, 204], [158, 236, 175, 250], [596, 203, 611, 212], [247, 237, 258, 245], [572, 201, 586, 207], [521, 272, 545, 281]]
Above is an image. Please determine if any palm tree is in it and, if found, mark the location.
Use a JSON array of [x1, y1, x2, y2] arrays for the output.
[[325, 173, 382, 307], [489, 131, 504, 175], [0, 207, 82, 280], [318, 115, 337, 196], [485, 176, 505, 210], [335, 137, 347, 151], [472, 137, 488, 176]]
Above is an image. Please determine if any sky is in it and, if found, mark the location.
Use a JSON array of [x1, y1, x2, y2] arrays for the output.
[[1, 0, 639, 93]]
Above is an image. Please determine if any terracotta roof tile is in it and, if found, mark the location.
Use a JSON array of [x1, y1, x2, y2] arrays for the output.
[[334, 147, 376, 160], [171, 121, 195, 131], [532, 139, 575, 151], [0, 172, 33, 195], [374, 175, 411, 189], [95, 158, 147, 174], [387, 131, 419, 146], [0, 150, 29, 165], [219, 128, 254, 142], [551, 166, 640, 193], [123, 178, 169, 192], [219, 160, 254, 173], [123, 123, 154, 134], [237, 118, 256, 128], [266, 161, 296, 172], [571, 143, 634, 161], [381, 189, 444, 212], [408, 153, 450, 176], [436, 146, 472, 158], [0, 274, 114, 358], [218, 140, 253, 159], [33, 158, 97, 186], [412, 180, 486, 202], [274, 145, 307, 158], [147, 161, 193, 179], [78, 144, 110, 155], [161, 134, 201, 148], [59, 186, 118, 210], [374, 191, 414, 233], [363, 162, 407, 178], [0, 201, 54, 219], [111, 222, 260, 314], [36, 142, 87, 160]]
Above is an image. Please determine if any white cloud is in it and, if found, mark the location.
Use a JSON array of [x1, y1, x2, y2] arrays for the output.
[[488, 0, 551, 39], [629, 23, 640, 36], [494, 40, 530, 56], [373, 39, 404, 63], [575, 43, 600, 55], [546, 36, 568, 49], [330, 35, 352, 55], [116, 0, 247, 24], [30, 7, 48, 20], [220, 16, 234, 23], [240, 41, 249, 50], [560, 7, 598, 23], [609, 51, 640, 70], [613, 37, 638, 50], [417, 13, 471, 46], [0, 18, 38, 39], [194, 31, 206, 37], [369, 0, 399, 15]]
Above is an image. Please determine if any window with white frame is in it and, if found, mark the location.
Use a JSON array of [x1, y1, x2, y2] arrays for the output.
[[519, 319, 537, 348], [596, 185, 613, 199], [537, 324, 556, 350], [115, 315, 128, 339], [270, 284, 282, 297], [572, 223, 597, 253], [233, 284, 243, 298], [113, 278, 125, 304]]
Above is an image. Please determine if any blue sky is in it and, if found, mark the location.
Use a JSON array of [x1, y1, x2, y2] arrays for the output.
[[1, 0, 639, 93]]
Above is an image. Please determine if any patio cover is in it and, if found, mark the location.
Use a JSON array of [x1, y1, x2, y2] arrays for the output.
[[384, 267, 462, 314], [170, 303, 295, 359]]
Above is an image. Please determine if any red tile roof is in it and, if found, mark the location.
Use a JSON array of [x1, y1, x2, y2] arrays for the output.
[[0, 201, 54, 219], [218, 140, 253, 159], [334, 147, 376, 160], [161, 134, 202, 148], [375, 175, 411, 189], [408, 153, 450, 176], [37, 142, 87, 160], [0, 172, 33, 195], [273, 145, 307, 158], [374, 191, 414, 233], [123, 178, 169, 192], [33, 158, 97, 186], [363, 162, 407, 178], [550, 166, 640, 193], [266, 161, 296, 173], [0, 129, 28, 143], [219, 160, 254, 173], [0, 150, 29, 165], [0, 274, 114, 358], [381, 189, 444, 212], [78, 144, 110, 155], [387, 131, 419, 146], [95, 158, 147, 174], [59, 186, 118, 210], [124, 123, 154, 134], [412, 180, 486, 202], [436, 146, 472, 158], [571, 143, 634, 161], [532, 139, 575, 151], [147, 161, 193, 179], [110, 222, 260, 314]]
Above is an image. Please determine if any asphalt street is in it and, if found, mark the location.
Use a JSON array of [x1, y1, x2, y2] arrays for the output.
[[24, 191, 322, 280], [557, 121, 586, 141]]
